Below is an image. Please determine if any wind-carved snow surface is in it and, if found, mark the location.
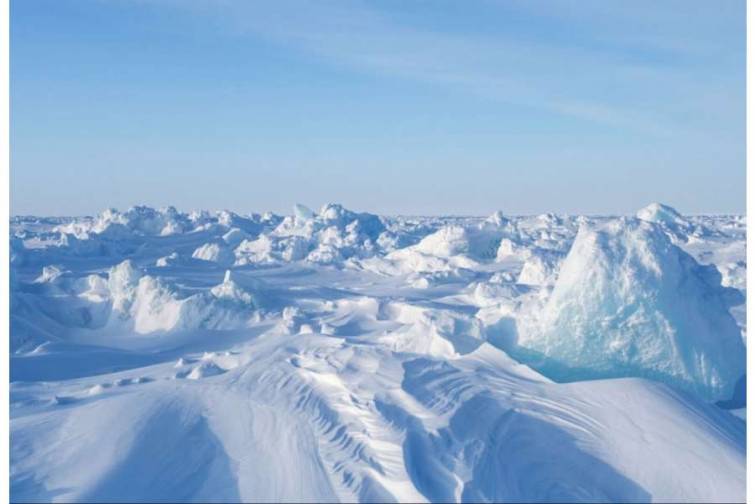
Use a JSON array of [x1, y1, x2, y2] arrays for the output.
[[9, 203, 746, 502]]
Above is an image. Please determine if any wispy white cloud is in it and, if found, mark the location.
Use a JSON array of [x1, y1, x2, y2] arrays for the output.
[[149, 0, 743, 136]]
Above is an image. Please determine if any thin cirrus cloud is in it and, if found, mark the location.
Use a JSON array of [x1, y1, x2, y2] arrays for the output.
[[162, 0, 743, 138]]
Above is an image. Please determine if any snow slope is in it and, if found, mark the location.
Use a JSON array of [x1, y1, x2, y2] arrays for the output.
[[9, 203, 746, 502]]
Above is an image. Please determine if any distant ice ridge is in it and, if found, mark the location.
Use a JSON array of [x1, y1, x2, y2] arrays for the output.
[[56, 205, 269, 238], [513, 217, 745, 401], [231, 203, 389, 265]]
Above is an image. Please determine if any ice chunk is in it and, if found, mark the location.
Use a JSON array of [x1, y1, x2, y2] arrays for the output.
[[517, 251, 563, 287], [222, 228, 250, 248], [210, 270, 255, 305], [306, 244, 343, 265], [496, 238, 529, 262], [411, 225, 500, 260], [293, 203, 315, 221], [155, 252, 182, 267], [93, 206, 192, 236], [129, 276, 185, 333], [636, 202, 687, 226], [108, 260, 143, 314], [483, 210, 510, 228], [635, 202, 698, 241], [413, 226, 469, 257], [192, 242, 235, 266], [514, 218, 745, 401], [34, 265, 66, 284], [186, 360, 226, 380], [234, 235, 276, 265], [317, 203, 385, 240]]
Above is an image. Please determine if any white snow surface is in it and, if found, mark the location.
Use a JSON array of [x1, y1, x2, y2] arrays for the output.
[[10, 203, 746, 502]]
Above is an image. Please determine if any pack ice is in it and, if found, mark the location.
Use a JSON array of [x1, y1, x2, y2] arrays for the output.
[[9, 203, 746, 502]]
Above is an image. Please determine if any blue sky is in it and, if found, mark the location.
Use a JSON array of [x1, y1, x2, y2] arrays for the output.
[[11, 0, 745, 216]]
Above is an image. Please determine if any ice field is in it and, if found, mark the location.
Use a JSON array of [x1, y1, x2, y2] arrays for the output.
[[9, 202, 747, 502]]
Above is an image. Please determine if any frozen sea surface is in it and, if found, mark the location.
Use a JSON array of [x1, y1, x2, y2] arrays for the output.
[[9, 203, 746, 502]]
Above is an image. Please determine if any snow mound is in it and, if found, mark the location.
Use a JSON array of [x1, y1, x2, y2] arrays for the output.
[[483, 210, 511, 228], [636, 202, 687, 226], [517, 251, 564, 286], [379, 302, 485, 358], [233, 203, 386, 265], [95, 261, 257, 337], [215, 210, 264, 236], [413, 226, 470, 257], [210, 270, 256, 305], [108, 260, 144, 314], [92, 206, 192, 237], [412, 225, 501, 260], [87, 206, 265, 237], [306, 244, 343, 265], [496, 237, 530, 262], [317, 203, 385, 241], [221, 228, 250, 248], [34, 265, 66, 284], [635, 202, 700, 241], [155, 252, 186, 267], [234, 235, 309, 265], [371, 224, 506, 277], [515, 218, 745, 401], [192, 242, 235, 266], [186, 360, 226, 380]]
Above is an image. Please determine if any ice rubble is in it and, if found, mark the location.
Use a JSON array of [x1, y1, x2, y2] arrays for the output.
[[9, 202, 748, 502], [636, 202, 717, 242], [211, 270, 256, 305], [12, 260, 259, 342], [107, 261, 257, 335], [192, 241, 235, 265], [232, 203, 386, 265], [83, 206, 266, 238], [370, 222, 511, 277], [39, 206, 275, 258], [636, 202, 689, 227], [516, 251, 563, 286], [513, 218, 745, 401]]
